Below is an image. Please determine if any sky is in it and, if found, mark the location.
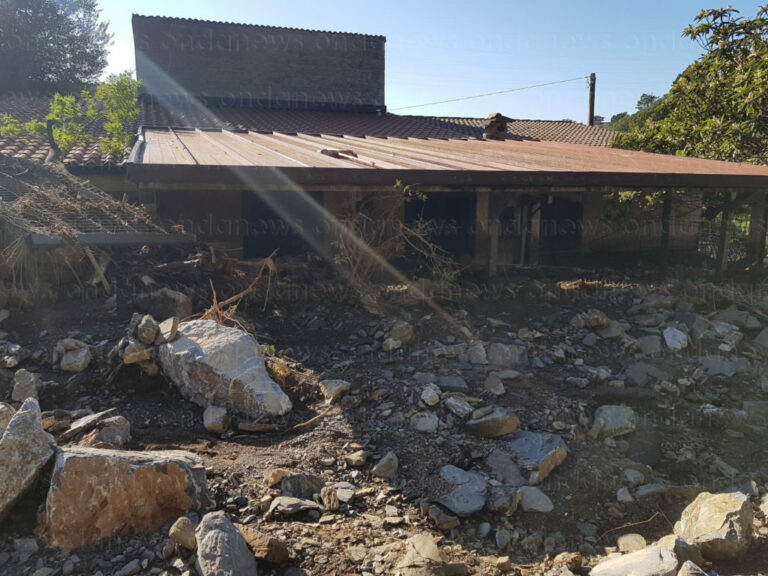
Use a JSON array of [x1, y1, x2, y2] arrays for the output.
[[100, 0, 767, 123]]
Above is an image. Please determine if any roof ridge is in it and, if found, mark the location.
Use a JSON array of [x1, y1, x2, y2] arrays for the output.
[[131, 14, 386, 40]]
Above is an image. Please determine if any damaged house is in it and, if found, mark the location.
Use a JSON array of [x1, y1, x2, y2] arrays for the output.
[[3, 15, 768, 273]]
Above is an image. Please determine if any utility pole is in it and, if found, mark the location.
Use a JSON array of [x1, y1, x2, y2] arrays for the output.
[[588, 73, 596, 126]]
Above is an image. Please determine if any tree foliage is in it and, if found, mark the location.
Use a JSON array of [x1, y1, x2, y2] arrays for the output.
[[613, 6, 768, 164], [0, 0, 112, 95], [0, 72, 141, 156]]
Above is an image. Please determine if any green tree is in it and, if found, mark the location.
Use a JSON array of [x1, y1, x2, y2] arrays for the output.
[[635, 93, 659, 111], [0, 0, 112, 95], [0, 72, 141, 158], [613, 6, 768, 164]]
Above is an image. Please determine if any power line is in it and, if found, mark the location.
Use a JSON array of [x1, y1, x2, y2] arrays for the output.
[[389, 76, 589, 112]]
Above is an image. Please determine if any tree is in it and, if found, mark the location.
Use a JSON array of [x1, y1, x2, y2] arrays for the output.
[[613, 6, 768, 164], [609, 112, 628, 124], [0, 72, 141, 158], [0, 0, 112, 95], [635, 93, 659, 111]]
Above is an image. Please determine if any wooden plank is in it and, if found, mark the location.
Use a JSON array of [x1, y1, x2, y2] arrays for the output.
[[84, 247, 111, 295]]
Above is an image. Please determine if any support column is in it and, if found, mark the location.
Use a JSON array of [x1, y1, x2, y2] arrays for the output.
[[474, 190, 490, 271], [746, 193, 768, 269], [716, 191, 737, 274], [660, 191, 672, 274]]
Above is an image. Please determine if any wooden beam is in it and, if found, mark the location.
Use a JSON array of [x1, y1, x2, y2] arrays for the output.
[[84, 247, 111, 295], [716, 191, 737, 274]]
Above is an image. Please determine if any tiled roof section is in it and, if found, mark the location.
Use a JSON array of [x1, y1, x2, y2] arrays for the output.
[[132, 14, 385, 40], [410, 116, 616, 147], [139, 102, 467, 139], [0, 96, 132, 168]]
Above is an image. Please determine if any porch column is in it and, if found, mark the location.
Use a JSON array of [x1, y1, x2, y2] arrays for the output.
[[474, 190, 490, 271], [746, 192, 768, 269]]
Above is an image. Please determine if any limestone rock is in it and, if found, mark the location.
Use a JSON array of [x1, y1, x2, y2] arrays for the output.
[[443, 396, 473, 418], [487, 343, 527, 366], [58, 408, 117, 442], [663, 327, 689, 351], [169, 516, 197, 551], [390, 321, 414, 344], [590, 546, 677, 576], [397, 532, 446, 576], [571, 309, 610, 329], [319, 379, 351, 404], [484, 373, 505, 396], [465, 407, 519, 438], [657, 534, 704, 567], [158, 320, 292, 417], [281, 473, 324, 500], [411, 411, 439, 433], [485, 485, 521, 515], [507, 430, 567, 484], [677, 491, 753, 559], [0, 398, 56, 521], [437, 375, 468, 392], [637, 335, 662, 356], [466, 342, 488, 364], [591, 405, 637, 438], [0, 402, 15, 431], [486, 449, 526, 486], [617, 533, 646, 552], [41, 447, 211, 548], [676, 561, 709, 576], [438, 465, 487, 517], [195, 511, 257, 576], [55, 339, 91, 373], [137, 315, 160, 345], [238, 524, 291, 563], [122, 340, 154, 364], [372, 451, 398, 478], [11, 369, 41, 402], [156, 316, 180, 344], [203, 406, 230, 435], [518, 486, 554, 512], [79, 415, 131, 449]]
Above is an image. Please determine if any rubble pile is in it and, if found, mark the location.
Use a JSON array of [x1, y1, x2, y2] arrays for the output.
[[1, 271, 768, 575]]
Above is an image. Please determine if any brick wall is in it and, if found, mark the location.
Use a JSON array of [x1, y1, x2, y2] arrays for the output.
[[133, 16, 386, 112]]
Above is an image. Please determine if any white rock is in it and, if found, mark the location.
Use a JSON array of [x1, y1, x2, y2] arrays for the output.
[[319, 379, 351, 403], [677, 491, 753, 559], [443, 396, 473, 418], [617, 487, 635, 503], [438, 465, 487, 517], [420, 386, 440, 406], [11, 369, 41, 402], [158, 320, 292, 417], [203, 406, 230, 434], [518, 486, 554, 512], [410, 411, 439, 433], [0, 402, 15, 432], [590, 546, 677, 576], [591, 405, 637, 438], [196, 511, 257, 576], [663, 327, 689, 351]]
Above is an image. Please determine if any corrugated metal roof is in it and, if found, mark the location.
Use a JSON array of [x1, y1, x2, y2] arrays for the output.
[[134, 128, 768, 178]]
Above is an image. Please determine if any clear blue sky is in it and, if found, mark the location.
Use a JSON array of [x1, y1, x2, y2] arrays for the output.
[[101, 0, 766, 122]]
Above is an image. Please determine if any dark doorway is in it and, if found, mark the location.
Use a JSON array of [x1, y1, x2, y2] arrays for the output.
[[242, 189, 324, 259], [403, 192, 476, 258], [539, 197, 583, 260]]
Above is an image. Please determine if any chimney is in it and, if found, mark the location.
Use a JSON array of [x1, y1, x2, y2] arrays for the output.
[[483, 113, 507, 141]]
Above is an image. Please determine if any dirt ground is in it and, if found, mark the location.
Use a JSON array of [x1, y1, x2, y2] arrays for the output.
[[1, 257, 768, 576]]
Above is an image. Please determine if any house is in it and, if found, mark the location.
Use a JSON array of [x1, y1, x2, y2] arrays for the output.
[[3, 14, 768, 273]]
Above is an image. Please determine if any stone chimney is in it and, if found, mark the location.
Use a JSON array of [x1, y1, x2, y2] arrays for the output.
[[483, 113, 508, 141]]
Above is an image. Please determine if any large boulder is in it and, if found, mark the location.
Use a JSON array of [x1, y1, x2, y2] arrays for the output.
[[40, 447, 211, 548], [676, 491, 753, 559], [196, 511, 257, 576], [590, 546, 677, 576], [0, 398, 56, 521], [438, 465, 487, 517], [158, 320, 292, 417], [136, 287, 193, 320]]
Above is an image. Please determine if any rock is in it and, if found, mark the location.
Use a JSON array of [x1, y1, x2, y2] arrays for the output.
[[637, 335, 662, 356], [320, 486, 340, 511], [137, 315, 160, 345], [626, 361, 670, 387], [676, 561, 708, 576], [713, 306, 761, 330], [486, 449, 526, 486], [79, 415, 131, 449], [465, 407, 519, 438], [676, 491, 753, 559], [319, 379, 351, 403], [136, 287, 193, 320], [371, 451, 398, 478], [203, 406, 230, 434], [281, 473, 324, 500], [484, 373, 505, 395], [390, 321, 414, 344], [437, 375, 468, 392], [617, 533, 646, 552], [263, 468, 292, 487], [11, 369, 41, 401], [485, 485, 521, 515], [382, 337, 402, 351], [571, 309, 610, 329], [344, 450, 369, 467], [0, 399, 56, 521], [429, 505, 460, 531], [742, 400, 768, 424], [617, 487, 635, 503], [122, 340, 154, 364], [397, 533, 446, 575], [507, 431, 567, 484], [115, 559, 141, 576], [158, 320, 292, 417], [438, 465, 487, 517], [170, 516, 198, 551], [41, 447, 211, 548], [598, 320, 626, 339], [155, 316, 180, 345], [466, 342, 488, 364], [590, 546, 677, 576], [657, 535, 704, 567], [266, 496, 321, 518], [663, 327, 689, 351], [443, 396, 473, 418], [591, 405, 637, 438], [411, 411, 439, 433], [699, 354, 750, 376], [754, 327, 768, 348], [237, 524, 291, 563], [0, 402, 14, 431], [195, 511, 257, 576], [487, 343, 526, 366], [59, 408, 118, 442], [518, 486, 554, 512], [421, 386, 441, 406], [55, 339, 91, 373]]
